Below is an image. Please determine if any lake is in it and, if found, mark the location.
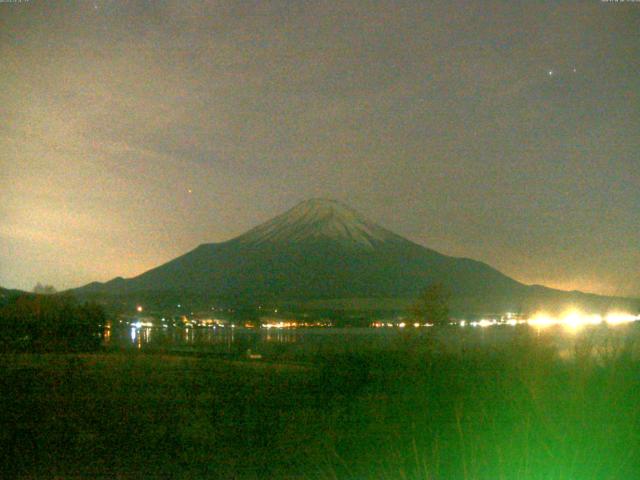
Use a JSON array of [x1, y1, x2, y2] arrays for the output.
[[106, 321, 640, 361]]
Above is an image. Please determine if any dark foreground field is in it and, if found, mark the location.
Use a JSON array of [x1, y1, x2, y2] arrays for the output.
[[1, 329, 640, 479]]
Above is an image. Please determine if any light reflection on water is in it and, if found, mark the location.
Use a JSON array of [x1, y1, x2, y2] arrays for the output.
[[117, 325, 302, 352], [110, 323, 640, 360]]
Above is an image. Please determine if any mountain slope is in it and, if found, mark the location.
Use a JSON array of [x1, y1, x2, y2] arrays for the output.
[[0, 287, 33, 307], [71, 199, 637, 314]]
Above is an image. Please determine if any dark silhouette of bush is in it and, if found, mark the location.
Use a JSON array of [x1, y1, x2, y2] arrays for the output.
[[0, 294, 105, 352]]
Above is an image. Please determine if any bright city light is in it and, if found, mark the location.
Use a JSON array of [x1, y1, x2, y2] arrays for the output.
[[605, 312, 639, 325], [525, 310, 640, 331], [527, 313, 556, 329], [560, 310, 600, 331], [364, 311, 639, 331]]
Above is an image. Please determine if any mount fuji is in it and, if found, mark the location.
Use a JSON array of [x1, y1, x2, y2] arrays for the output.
[[72, 199, 635, 315]]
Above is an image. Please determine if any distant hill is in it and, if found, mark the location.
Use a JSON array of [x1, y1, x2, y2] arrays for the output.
[[70, 199, 638, 316], [0, 287, 32, 306]]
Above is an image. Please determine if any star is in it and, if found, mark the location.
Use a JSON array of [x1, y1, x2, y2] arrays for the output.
[[548, 70, 554, 76]]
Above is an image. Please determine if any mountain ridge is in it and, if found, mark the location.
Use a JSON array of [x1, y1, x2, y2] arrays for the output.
[[70, 199, 638, 315]]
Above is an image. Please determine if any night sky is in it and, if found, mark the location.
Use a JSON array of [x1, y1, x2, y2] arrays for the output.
[[1, 1, 638, 297]]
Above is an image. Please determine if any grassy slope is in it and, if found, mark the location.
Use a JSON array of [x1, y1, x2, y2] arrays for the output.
[[1, 332, 639, 479]]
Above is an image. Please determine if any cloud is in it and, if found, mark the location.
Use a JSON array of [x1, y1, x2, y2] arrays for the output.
[[0, 0, 638, 295]]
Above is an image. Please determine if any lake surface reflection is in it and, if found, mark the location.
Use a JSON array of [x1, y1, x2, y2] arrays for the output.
[[106, 322, 640, 360]]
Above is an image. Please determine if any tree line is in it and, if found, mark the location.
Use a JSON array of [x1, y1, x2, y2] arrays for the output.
[[0, 293, 106, 352]]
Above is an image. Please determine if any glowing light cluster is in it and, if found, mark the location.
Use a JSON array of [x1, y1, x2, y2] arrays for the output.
[[477, 319, 496, 328], [527, 310, 640, 331], [262, 320, 332, 329], [455, 310, 640, 330], [466, 318, 526, 328], [132, 321, 154, 329], [605, 312, 639, 325], [371, 321, 433, 328]]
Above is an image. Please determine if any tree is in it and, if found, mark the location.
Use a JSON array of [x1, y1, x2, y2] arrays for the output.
[[411, 283, 451, 325], [33, 283, 57, 295], [0, 294, 105, 352]]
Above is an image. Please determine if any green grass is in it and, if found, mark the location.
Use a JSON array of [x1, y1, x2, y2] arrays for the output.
[[1, 328, 639, 479]]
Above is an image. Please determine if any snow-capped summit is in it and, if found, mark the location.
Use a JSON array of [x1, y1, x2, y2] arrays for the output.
[[236, 198, 400, 249]]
